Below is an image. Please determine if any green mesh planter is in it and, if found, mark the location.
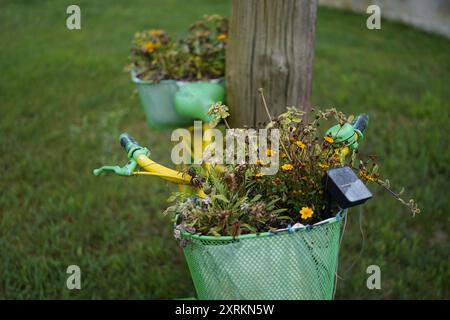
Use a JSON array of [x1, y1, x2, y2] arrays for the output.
[[182, 210, 345, 300], [131, 70, 225, 129]]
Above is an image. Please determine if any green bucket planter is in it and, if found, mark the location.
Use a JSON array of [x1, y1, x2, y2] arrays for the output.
[[181, 210, 346, 300], [131, 70, 225, 129]]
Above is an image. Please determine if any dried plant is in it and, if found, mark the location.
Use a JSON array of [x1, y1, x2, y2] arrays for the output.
[[166, 102, 419, 237]]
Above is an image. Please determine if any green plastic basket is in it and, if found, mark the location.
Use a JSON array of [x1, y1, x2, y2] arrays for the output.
[[131, 70, 224, 129], [182, 211, 345, 300]]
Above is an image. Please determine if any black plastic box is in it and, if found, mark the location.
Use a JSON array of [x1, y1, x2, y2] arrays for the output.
[[325, 166, 373, 208]]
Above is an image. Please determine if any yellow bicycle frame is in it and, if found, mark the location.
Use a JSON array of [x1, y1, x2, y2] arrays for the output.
[[130, 123, 216, 197]]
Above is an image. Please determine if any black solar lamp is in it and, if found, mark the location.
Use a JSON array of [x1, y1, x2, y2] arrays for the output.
[[325, 166, 373, 210]]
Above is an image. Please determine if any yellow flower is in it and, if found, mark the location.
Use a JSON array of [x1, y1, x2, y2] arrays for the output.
[[318, 163, 329, 169], [266, 149, 273, 156], [255, 173, 264, 177], [281, 163, 294, 171], [294, 140, 306, 149], [150, 29, 165, 37], [300, 207, 314, 220], [324, 135, 334, 143], [281, 152, 287, 158], [217, 33, 227, 41], [358, 170, 374, 182], [197, 31, 210, 38], [143, 41, 161, 53], [256, 159, 264, 166], [331, 152, 340, 162]]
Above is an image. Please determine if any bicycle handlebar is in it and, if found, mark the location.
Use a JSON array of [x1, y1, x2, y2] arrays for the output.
[[119, 133, 141, 155], [353, 114, 369, 134], [93, 133, 149, 177], [93, 133, 193, 187]]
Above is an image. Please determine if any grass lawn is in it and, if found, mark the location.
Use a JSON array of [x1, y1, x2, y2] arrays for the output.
[[0, 0, 448, 299]]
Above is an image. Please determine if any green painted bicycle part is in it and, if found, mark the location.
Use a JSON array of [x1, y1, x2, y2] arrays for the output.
[[119, 133, 150, 159], [131, 70, 193, 129], [326, 114, 369, 150], [131, 69, 225, 129], [93, 133, 150, 177], [174, 82, 225, 122], [182, 210, 346, 300], [93, 161, 137, 177]]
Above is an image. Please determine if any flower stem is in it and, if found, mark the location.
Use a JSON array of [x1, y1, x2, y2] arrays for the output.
[[258, 88, 293, 162]]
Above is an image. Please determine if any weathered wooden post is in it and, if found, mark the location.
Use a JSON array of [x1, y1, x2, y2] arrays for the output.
[[226, 0, 317, 127]]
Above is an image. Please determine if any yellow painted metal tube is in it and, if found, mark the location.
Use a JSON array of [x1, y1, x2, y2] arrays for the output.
[[340, 146, 350, 157], [135, 154, 192, 185], [132, 171, 190, 184], [134, 153, 208, 197]]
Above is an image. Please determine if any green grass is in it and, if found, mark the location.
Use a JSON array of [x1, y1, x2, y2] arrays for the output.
[[0, 0, 448, 299]]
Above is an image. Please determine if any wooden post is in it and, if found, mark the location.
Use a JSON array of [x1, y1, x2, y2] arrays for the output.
[[226, 0, 317, 127]]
